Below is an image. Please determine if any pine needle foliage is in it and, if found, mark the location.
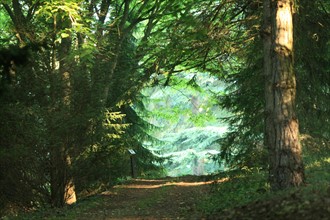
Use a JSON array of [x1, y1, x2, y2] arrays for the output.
[[216, 0, 330, 169]]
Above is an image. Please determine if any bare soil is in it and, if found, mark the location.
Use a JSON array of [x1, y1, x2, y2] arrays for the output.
[[76, 175, 222, 219], [74, 176, 330, 220]]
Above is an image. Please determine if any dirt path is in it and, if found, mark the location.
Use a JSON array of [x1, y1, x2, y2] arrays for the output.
[[77, 176, 226, 219]]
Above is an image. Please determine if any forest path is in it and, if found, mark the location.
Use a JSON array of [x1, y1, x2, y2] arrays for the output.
[[77, 176, 227, 219]]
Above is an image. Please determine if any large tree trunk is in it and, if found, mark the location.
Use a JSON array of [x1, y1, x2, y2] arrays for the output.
[[263, 0, 304, 190]]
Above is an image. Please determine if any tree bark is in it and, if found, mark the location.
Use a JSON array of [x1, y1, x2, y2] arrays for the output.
[[263, 0, 304, 190], [50, 147, 66, 207], [49, 16, 76, 206]]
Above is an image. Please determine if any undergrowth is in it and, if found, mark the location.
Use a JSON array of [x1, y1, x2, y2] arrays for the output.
[[198, 168, 269, 215], [199, 136, 330, 217], [3, 137, 329, 219]]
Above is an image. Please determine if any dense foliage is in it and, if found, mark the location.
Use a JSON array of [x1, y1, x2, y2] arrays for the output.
[[217, 0, 330, 171], [0, 0, 329, 216], [0, 0, 175, 212], [138, 72, 228, 176]]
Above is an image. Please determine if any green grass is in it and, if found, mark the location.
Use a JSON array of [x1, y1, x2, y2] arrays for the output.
[[5, 195, 104, 220], [198, 169, 269, 215], [198, 138, 330, 217]]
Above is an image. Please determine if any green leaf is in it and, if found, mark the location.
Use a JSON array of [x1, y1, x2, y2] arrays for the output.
[[61, 33, 70, 38]]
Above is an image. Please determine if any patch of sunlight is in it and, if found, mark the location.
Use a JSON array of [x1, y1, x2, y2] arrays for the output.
[[324, 157, 330, 163], [101, 191, 118, 196], [306, 161, 321, 169], [113, 178, 229, 189], [306, 157, 330, 169]]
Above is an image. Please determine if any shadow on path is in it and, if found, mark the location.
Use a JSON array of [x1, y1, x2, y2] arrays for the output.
[[81, 176, 228, 219]]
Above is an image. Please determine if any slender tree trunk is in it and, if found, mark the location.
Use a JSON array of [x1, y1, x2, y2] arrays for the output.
[[49, 17, 76, 206], [59, 31, 77, 205], [263, 0, 304, 190]]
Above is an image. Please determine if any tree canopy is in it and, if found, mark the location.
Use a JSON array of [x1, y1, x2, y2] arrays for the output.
[[0, 0, 329, 216]]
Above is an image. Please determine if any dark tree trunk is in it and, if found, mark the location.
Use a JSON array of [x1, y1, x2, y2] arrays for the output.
[[263, 0, 304, 190], [50, 146, 66, 207]]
